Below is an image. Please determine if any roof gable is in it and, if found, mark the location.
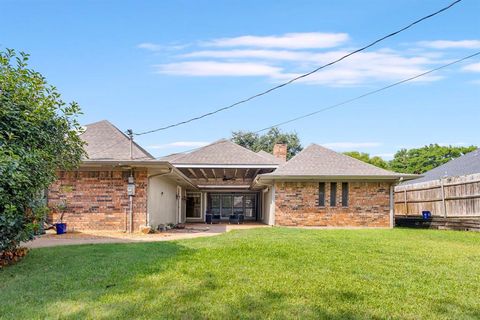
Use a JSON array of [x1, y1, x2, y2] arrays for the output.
[[266, 143, 405, 178], [170, 139, 278, 166], [81, 120, 153, 160]]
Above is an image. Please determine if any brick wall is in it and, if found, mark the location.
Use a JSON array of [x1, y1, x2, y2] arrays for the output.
[[47, 169, 148, 231], [274, 181, 392, 227]]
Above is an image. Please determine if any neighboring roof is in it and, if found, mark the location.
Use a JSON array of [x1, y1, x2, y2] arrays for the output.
[[257, 150, 285, 164], [261, 144, 417, 180], [169, 139, 279, 166], [81, 120, 154, 160], [403, 148, 480, 185]]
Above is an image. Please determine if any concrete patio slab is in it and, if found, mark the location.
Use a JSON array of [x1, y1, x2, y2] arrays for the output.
[[25, 223, 268, 248]]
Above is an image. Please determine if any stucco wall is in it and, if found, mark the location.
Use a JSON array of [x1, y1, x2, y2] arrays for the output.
[[48, 169, 148, 231], [274, 181, 392, 227], [262, 186, 275, 225], [148, 176, 179, 227]]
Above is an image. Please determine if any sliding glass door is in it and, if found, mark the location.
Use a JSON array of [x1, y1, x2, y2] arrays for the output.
[[221, 194, 233, 218], [207, 193, 258, 220]]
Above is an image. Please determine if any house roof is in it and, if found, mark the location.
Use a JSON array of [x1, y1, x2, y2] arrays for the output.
[[81, 120, 154, 160], [403, 148, 480, 184], [158, 152, 185, 162], [169, 139, 279, 167], [257, 150, 285, 164], [261, 144, 417, 180]]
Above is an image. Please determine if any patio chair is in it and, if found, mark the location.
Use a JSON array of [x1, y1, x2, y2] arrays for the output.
[[229, 213, 245, 224], [206, 213, 221, 224]]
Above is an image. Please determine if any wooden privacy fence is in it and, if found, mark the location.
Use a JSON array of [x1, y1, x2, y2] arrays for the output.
[[394, 173, 480, 217]]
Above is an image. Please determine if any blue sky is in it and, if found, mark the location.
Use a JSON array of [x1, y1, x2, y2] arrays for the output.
[[2, 0, 480, 158]]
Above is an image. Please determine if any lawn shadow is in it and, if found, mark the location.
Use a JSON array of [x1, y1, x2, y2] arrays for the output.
[[0, 241, 192, 319]]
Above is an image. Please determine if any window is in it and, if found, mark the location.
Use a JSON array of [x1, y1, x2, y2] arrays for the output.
[[330, 182, 337, 207], [318, 183, 325, 207], [342, 182, 349, 207]]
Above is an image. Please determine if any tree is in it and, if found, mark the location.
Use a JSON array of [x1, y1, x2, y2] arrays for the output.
[[231, 128, 302, 160], [0, 49, 86, 254], [389, 144, 477, 174], [343, 151, 389, 169]]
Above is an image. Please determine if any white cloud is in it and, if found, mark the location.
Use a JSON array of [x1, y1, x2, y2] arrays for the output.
[[137, 42, 187, 52], [159, 49, 441, 85], [321, 142, 382, 149], [154, 61, 282, 77], [206, 32, 349, 49], [141, 33, 475, 86], [462, 62, 480, 72], [137, 42, 163, 51], [418, 40, 480, 49], [147, 141, 210, 149], [182, 49, 312, 61], [270, 50, 441, 85]]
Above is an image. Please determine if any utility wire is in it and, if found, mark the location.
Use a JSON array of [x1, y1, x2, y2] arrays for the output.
[[253, 51, 480, 133], [134, 0, 462, 136], [254, 51, 480, 133], [154, 50, 479, 158]]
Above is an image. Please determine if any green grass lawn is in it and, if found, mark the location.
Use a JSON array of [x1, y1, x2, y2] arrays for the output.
[[1, 228, 480, 319]]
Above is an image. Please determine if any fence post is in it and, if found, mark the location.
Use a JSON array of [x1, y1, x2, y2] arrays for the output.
[[404, 188, 408, 215], [440, 179, 447, 218]]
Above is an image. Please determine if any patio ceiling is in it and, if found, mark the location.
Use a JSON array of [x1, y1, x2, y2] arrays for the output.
[[178, 167, 274, 182]]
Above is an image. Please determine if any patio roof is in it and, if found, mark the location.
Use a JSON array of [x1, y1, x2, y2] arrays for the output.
[[169, 139, 279, 168]]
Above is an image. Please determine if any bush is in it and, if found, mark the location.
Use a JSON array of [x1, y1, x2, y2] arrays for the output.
[[0, 48, 85, 254]]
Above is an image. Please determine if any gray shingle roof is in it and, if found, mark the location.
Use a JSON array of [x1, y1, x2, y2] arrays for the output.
[[170, 139, 278, 166], [403, 148, 480, 184], [264, 143, 413, 178], [81, 120, 153, 160], [256, 150, 285, 164], [158, 153, 185, 162]]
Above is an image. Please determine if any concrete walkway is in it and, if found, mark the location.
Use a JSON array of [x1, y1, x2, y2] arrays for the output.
[[26, 223, 268, 248]]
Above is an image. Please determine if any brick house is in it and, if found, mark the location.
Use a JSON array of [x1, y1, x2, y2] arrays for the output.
[[48, 120, 417, 231]]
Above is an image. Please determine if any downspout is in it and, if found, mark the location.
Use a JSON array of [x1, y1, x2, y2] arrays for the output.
[[389, 184, 394, 228], [128, 168, 134, 233], [146, 168, 173, 226], [127, 130, 134, 233]]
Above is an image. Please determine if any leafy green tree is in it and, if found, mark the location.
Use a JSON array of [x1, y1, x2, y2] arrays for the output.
[[389, 144, 477, 174], [0, 49, 86, 253], [343, 151, 390, 169], [231, 128, 302, 160]]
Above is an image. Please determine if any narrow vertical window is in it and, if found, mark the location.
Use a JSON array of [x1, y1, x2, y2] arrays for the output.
[[342, 182, 349, 207], [318, 182, 325, 207], [330, 182, 337, 207]]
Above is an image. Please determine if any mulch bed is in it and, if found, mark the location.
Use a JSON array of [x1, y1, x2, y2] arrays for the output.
[[0, 247, 29, 268]]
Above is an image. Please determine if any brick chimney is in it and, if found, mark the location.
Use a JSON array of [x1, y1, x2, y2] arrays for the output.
[[273, 143, 287, 162]]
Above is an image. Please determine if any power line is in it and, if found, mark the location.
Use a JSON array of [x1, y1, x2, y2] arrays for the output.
[[134, 0, 462, 136], [154, 50, 479, 158], [254, 51, 480, 133]]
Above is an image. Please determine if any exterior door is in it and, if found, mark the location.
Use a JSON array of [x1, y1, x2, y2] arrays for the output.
[[186, 192, 202, 219]]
